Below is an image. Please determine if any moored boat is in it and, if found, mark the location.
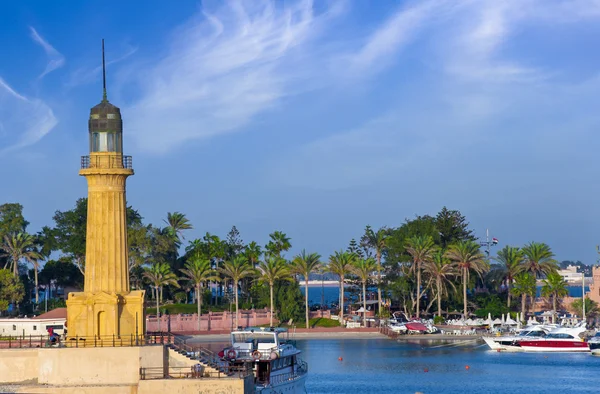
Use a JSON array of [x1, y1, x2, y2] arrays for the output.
[[220, 327, 307, 393], [517, 323, 589, 352], [588, 332, 600, 356], [483, 325, 552, 352]]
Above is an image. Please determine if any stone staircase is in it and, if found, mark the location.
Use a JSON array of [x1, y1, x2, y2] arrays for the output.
[[167, 340, 235, 377]]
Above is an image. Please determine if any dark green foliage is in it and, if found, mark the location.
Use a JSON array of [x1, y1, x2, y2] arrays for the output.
[[473, 293, 509, 318], [0, 203, 29, 267], [252, 280, 304, 324], [38, 259, 83, 289], [434, 207, 475, 248], [0, 269, 25, 312]]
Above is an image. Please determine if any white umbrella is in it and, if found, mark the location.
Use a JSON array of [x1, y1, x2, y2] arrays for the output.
[[492, 318, 503, 325], [501, 314, 505, 325], [505, 316, 517, 325]]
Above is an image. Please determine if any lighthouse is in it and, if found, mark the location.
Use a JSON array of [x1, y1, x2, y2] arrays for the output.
[[66, 41, 145, 343]]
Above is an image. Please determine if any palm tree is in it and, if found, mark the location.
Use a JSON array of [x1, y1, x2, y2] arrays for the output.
[[291, 250, 321, 329], [351, 258, 377, 327], [256, 257, 291, 327], [445, 241, 489, 318], [219, 256, 256, 329], [422, 251, 457, 317], [511, 272, 536, 320], [244, 241, 262, 268], [493, 246, 525, 307], [1, 233, 42, 277], [405, 235, 437, 318], [180, 257, 219, 331], [265, 231, 291, 258], [164, 212, 193, 242], [143, 262, 180, 331], [522, 242, 558, 279], [541, 271, 568, 324], [361, 226, 389, 314], [328, 251, 356, 322]]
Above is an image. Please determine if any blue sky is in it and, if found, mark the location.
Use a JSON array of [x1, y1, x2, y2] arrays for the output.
[[1, 0, 600, 264]]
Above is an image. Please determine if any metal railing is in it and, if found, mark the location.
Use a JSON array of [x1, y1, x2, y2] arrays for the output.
[[139, 365, 251, 380], [0, 332, 174, 349], [81, 155, 132, 169]]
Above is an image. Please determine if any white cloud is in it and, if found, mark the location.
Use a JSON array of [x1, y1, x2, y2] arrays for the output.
[[0, 78, 58, 155], [342, 0, 442, 76], [125, 0, 345, 154], [29, 27, 65, 79]]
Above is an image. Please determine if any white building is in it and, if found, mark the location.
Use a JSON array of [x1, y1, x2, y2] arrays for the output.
[[557, 266, 583, 283], [0, 308, 66, 337]]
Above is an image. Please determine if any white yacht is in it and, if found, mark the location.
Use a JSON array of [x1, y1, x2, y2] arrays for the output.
[[221, 327, 308, 393], [482, 325, 552, 352]]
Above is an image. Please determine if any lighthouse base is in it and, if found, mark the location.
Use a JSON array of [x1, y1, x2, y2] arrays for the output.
[[66, 290, 145, 346]]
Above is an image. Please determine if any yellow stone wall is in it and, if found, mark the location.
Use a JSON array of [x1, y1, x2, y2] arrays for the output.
[[0, 349, 38, 383]]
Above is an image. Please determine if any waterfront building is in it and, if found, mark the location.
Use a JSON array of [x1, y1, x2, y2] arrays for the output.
[[557, 265, 584, 283], [587, 266, 600, 304], [65, 41, 145, 341]]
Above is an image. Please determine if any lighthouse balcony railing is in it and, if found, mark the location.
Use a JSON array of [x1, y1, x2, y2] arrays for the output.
[[81, 155, 132, 169]]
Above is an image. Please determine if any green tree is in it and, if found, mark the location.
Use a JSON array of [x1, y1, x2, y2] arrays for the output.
[[422, 251, 457, 317], [50, 198, 88, 274], [143, 263, 180, 331], [434, 207, 475, 248], [405, 235, 437, 318], [0, 269, 25, 312], [291, 250, 321, 329], [225, 226, 244, 260], [164, 212, 193, 243], [265, 231, 291, 258], [38, 259, 83, 289], [445, 241, 488, 317], [0, 203, 29, 268], [541, 271, 568, 324], [219, 256, 255, 328], [493, 246, 525, 307], [244, 241, 262, 268], [1, 232, 43, 306], [385, 215, 439, 266], [328, 251, 356, 321], [180, 257, 218, 330], [360, 226, 389, 313], [571, 297, 598, 317], [257, 257, 291, 326], [351, 258, 376, 327], [522, 242, 558, 279], [511, 272, 537, 320]]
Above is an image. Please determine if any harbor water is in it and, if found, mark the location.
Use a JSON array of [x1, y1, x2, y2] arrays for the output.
[[203, 337, 600, 393], [301, 286, 590, 307], [299, 338, 600, 393]]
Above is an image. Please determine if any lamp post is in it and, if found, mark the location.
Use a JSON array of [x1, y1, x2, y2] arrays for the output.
[[479, 229, 498, 257], [582, 272, 586, 320]]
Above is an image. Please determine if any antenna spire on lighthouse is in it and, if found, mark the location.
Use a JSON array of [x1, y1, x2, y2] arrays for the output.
[[102, 39, 107, 102]]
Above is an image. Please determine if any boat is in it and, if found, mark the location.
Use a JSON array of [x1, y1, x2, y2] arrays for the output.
[[482, 325, 552, 352], [588, 332, 600, 356], [220, 327, 308, 393], [516, 323, 589, 352]]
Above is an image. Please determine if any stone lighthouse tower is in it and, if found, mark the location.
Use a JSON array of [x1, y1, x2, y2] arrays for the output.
[[66, 40, 145, 343]]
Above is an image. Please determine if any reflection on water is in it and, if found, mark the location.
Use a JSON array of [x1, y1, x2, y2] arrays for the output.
[[297, 338, 600, 394]]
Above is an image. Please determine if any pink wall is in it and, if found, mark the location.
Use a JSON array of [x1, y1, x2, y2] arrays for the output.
[[146, 309, 274, 333]]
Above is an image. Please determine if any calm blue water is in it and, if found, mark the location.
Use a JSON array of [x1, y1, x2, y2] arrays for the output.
[[301, 286, 590, 307], [297, 338, 600, 393]]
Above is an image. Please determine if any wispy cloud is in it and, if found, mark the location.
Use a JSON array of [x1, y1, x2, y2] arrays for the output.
[[342, 0, 442, 76], [66, 44, 138, 88], [0, 77, 58, 155], [29, 27, 65, 79], [125, 0, 344, 154]]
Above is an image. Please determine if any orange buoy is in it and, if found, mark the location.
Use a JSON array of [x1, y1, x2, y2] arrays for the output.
[[424, 368, 429, 373], [465, 365, 470, 370], [338, 357, 343, 361]]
